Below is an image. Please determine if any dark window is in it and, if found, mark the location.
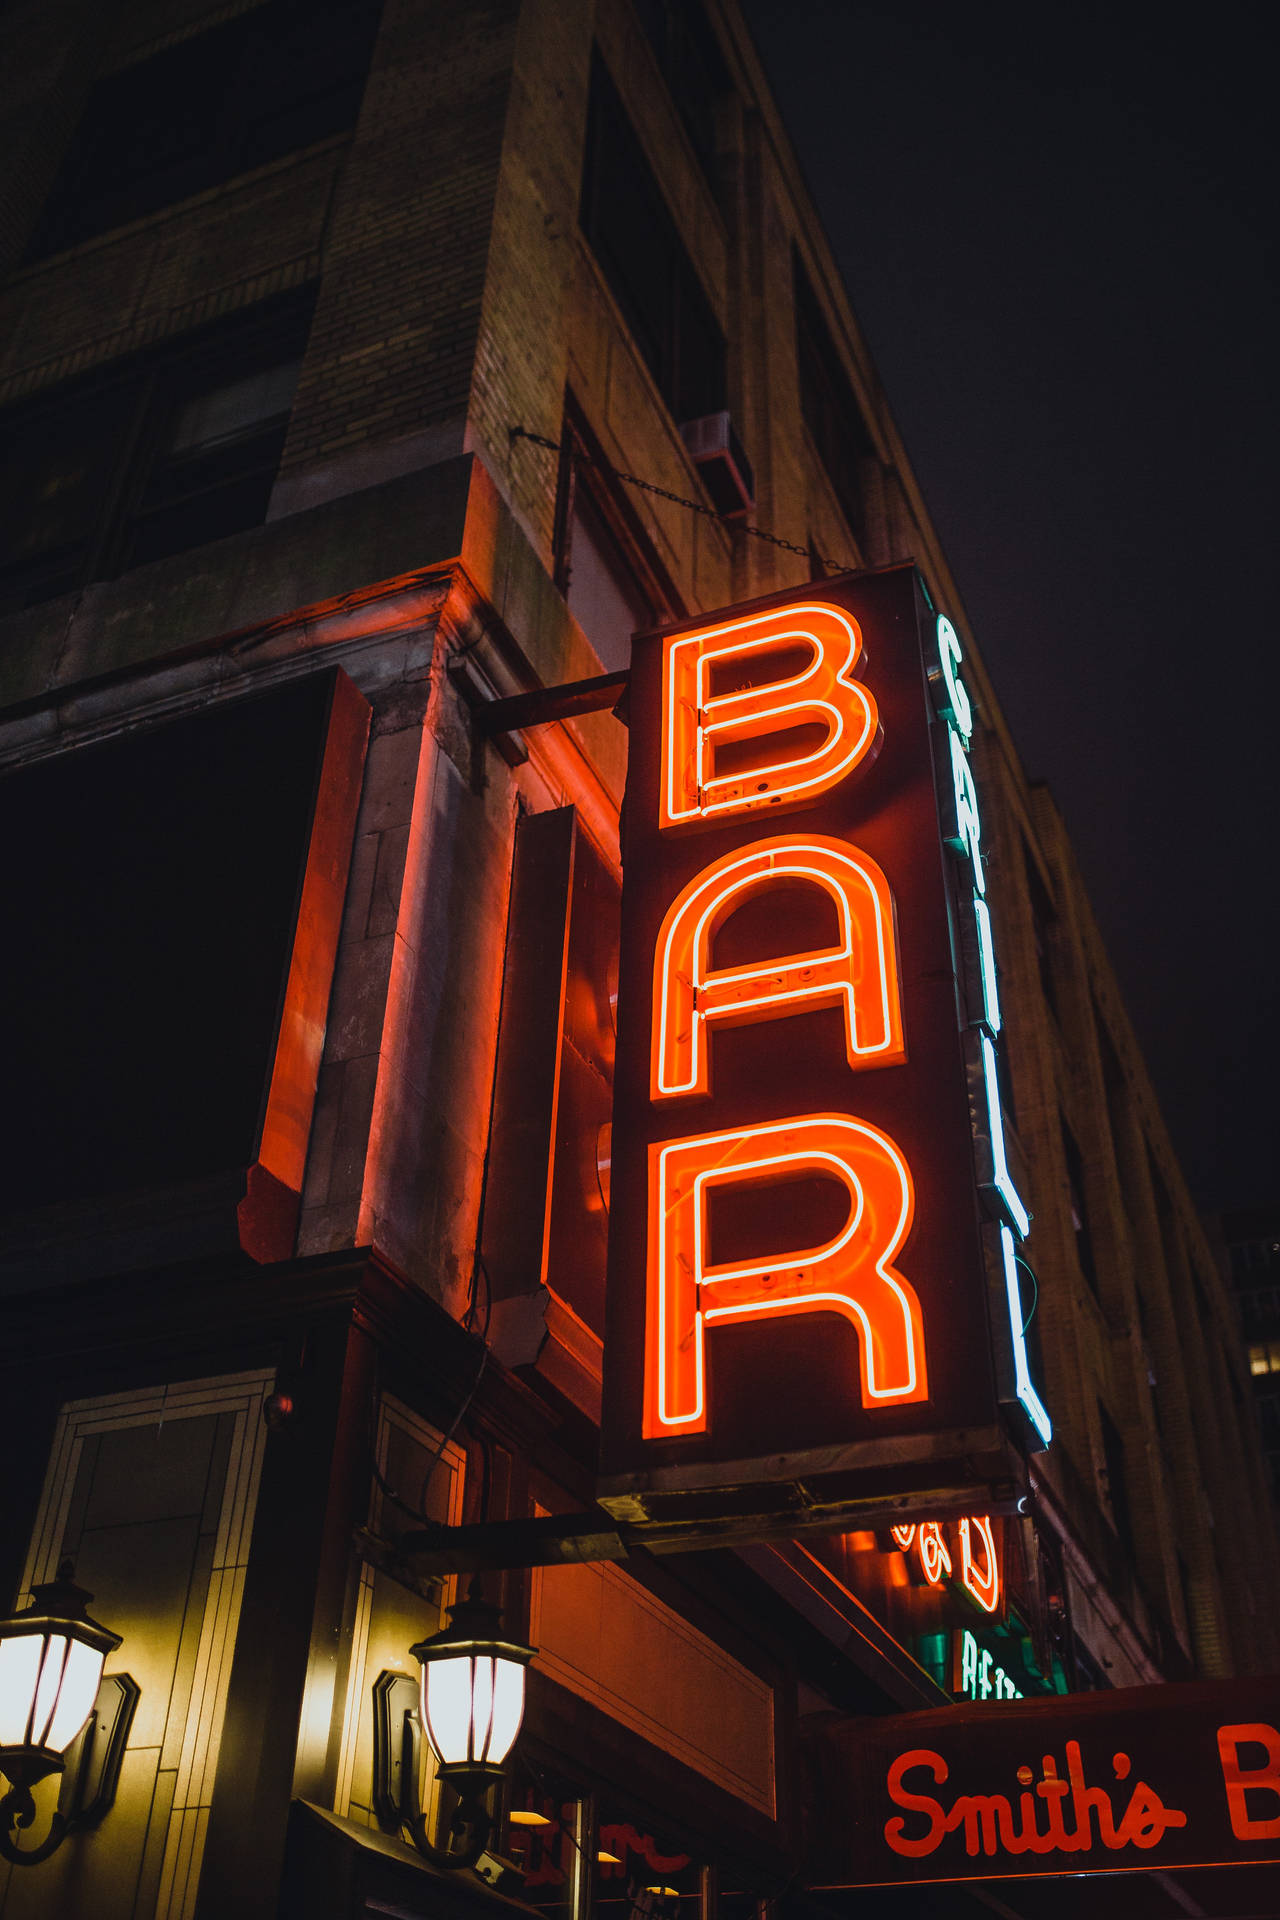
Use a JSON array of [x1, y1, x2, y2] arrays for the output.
[[1061, 1117, 1098, 1295], [552, 407, 679, 671], [1096, 1006, 1126, 1106], [793, 250, 877, 542], [504, 1760, 586, 1918], [0, 675, 340, 1214], [560, 485, 652, 672], [0, 290, 313, 613], [1024, 840, 1059, 1017], [1230, 1231, 1280, 1282], [25, 0, 383, 260], [1093, 1002, 1139, 1211], [1098, 1400, 1133, 1551], [631, 0, 730, 179], [581, 53, 727, 424]]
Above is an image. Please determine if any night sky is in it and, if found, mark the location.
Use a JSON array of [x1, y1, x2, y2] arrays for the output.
[[741, 0, 1278, 1214]]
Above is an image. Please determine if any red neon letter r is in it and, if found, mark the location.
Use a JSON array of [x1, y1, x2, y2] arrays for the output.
[[643, 1112, 926, 1436]]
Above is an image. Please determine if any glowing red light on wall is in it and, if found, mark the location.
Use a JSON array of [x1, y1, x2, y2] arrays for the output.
[[889, 1516, 1001, 1611], [958, 1515, 1000, 1613], [917, 1522, 952, 1585]]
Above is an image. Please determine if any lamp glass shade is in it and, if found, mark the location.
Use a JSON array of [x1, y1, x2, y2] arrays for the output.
[[422, 1655, 476, 1767], [0, 1575, 121, 1770], [0, 1638, 43, 1748], [421, 1651, 527, 1769], [412, 1598, 534, 1779], [44, 1639, 107, 1753], [487, 1657, 525, 1765], [0, 1630, 106, 1758]]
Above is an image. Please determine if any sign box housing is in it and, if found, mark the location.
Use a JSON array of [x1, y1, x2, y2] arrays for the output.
[[598, 567, 1036, 1529]]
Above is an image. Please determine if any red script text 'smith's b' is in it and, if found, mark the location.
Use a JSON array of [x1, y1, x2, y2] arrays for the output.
[[803, 1676, 1280, 1886]]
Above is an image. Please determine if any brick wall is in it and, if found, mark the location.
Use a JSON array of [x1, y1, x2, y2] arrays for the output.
[[278, 0, 520, 481]]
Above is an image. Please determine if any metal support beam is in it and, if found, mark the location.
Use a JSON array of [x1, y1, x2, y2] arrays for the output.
[[469, 671, 629, 738], [356, 1475, 1019, 1577]]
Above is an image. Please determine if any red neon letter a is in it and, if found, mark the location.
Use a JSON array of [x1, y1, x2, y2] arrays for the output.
[[651, 835, 905, 1102], [643, 1113, 927, 1436]]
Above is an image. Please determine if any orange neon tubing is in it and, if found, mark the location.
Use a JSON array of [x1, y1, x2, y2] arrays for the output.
[[650, 835, 905, 1102], [643, 1112, 927, 1437], [958, 1515, 1000, 1613], [660, 602, 879, 828], [916, 1521, 951, 1586]]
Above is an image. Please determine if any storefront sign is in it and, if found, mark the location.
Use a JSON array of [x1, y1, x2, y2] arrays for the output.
[[892, 1516, 1001, 1614], [598, 568, 1049, 1522], [803, 1676, 1280, 1884], [954, 1628, 1023, 1701]]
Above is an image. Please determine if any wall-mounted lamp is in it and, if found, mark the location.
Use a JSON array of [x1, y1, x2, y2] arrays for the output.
[[0, 1564, 138, 1867], [373, 1589, 534, 1870]]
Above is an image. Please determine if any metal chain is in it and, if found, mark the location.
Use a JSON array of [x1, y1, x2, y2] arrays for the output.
[[508, 425, 852, 574]]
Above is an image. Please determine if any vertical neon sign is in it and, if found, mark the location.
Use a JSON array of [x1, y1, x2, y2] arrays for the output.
[[932, 615, 1051, 1448], [599, 567, 1050, 1521], [643, 606, 925, 1437]]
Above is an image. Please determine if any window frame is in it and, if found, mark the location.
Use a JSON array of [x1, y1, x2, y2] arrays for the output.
[[24, 0, 385, 263], [579, 52, 728, 430], [631, 0, 731, 185], [1061, 1115, 1100, 1298], [792, 248, 878, 546], [552, 402, 683, 659], [0, 288, 315, 614]]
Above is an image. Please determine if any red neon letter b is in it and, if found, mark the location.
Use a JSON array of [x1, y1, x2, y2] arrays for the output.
[[1218, 1723, 1280, 1840], [661, 603, 879, 827]]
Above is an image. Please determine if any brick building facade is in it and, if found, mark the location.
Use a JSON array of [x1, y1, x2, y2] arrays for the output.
[[0, 2, 1276, 1916]]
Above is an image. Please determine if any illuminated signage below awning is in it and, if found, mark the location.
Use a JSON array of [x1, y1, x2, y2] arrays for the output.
[[802, 1674, 1280, 1885]]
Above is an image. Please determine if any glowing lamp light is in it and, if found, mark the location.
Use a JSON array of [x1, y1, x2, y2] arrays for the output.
[[411, 1594, 534, 1791], [0, 1567, 122, 1868], [0, 1573, 118, 1791]]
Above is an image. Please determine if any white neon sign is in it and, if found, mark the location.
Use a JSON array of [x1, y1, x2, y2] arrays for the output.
[[934, 612, 1050, 1449], [958, 1627, 1024, 1701]]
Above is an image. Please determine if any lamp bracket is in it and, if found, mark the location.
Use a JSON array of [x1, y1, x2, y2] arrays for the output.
[[60, 1671, 140, 1829], [370, 1670, 491, 1872], [371, 1670, 420, 1835], [0, 1672, 139, 1867]]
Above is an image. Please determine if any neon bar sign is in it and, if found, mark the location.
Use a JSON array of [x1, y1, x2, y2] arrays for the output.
[[600, 567, 1050, 1515], [646, 600, 923, 1440]]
